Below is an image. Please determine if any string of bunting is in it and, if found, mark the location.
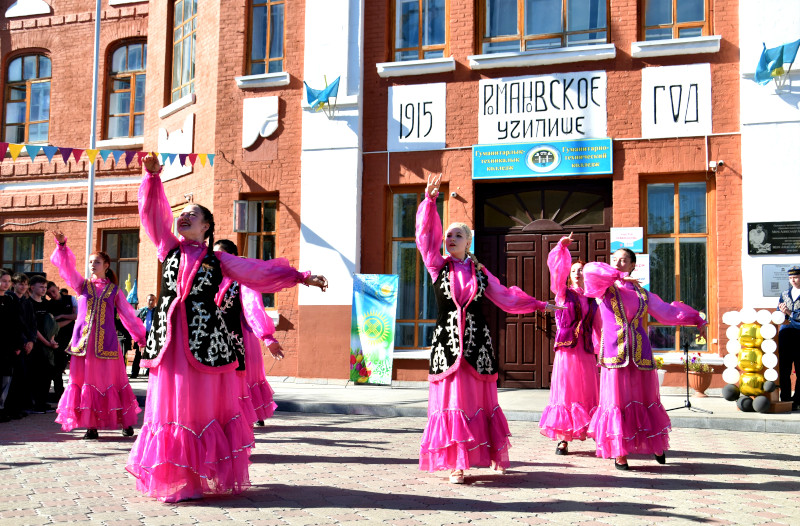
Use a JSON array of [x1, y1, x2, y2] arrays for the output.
[[0, 142, 215, 168]]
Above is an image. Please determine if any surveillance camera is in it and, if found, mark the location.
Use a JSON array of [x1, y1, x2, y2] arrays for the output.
[[450, 191, 458, 197], [717, 160, 724, 167]]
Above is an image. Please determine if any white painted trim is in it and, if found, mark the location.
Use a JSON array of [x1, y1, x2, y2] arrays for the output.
[[376, 57, 456, 78], [655, 352, 724, 366], [631, 35, 721, 58], [109, 0, 146, 5], [158, 93, 196, 119], [468, 44, 616, 70], [235, 72, 291, 89], [5, 0, 51, 18], [0, 176, 141, 192], [95, 137, 145, 150], [393, 350, 429, 360]]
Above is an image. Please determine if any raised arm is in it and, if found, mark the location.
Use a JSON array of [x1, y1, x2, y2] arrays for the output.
[[484, 267, 551, 314], [217, 251, 326, 294], [138, 155, 179, 261], [416, 176, 446, 280], [647, 291, 707, 335], [114, 290, 146, 346], [49, 234, 86, 294], [547, 235, 573, 305], [582, 261, 624, 299]]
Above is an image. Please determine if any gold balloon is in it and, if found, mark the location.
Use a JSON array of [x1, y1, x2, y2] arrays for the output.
[[740, 372, 765, 396], [738, 323, 763, 348], [738, 347, 763, 372]]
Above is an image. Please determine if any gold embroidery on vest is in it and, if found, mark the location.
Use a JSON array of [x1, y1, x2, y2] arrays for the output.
[[71, 280, 94, 356], [603, 284, 627, 367], [95, 284, 117, 359]]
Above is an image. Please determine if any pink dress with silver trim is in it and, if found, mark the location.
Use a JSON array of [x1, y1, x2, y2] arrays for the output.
[[416, 193, 548, 472], [538, 239, 599, 442], [51, 243, 145, 432], [126, 170, 310, 502], [583, 262, 705, 458]]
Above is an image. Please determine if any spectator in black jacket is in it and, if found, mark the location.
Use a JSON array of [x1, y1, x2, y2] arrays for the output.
[[0, 270, 24, 422], [29, 275, 58, 413], [45, 281, 76, 400], [5, 273, 37, 416]]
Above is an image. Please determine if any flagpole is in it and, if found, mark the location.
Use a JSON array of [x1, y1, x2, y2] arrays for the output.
[[84, 0, 101, 277]]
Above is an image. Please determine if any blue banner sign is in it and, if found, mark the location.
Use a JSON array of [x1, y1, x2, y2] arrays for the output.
[[472, 138, 613, 180]]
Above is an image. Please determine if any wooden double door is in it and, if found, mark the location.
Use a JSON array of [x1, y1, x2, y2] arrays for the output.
[[477, 233, 609, 388]]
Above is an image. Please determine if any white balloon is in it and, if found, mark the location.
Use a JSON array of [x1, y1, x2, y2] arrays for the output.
[[722, 368, 741, 384], [740, 308, 757, 324], [759, 323, 776, 340], [723, 353, 739, 368], [756, 309, 772, 326], [771, 310, 787, 325], [726, 326, 741, 341], [761, 339, 777, 354], [726, 339, 741, 354], [764, 368, 778, 382], [722, 310, 742, 326], [763, 353, 778, 369]]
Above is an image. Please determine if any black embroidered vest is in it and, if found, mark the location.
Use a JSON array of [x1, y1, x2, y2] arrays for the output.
[[144, 247, 238, 368], [429, 261, 496, 378], [217, 281, 246, 371]]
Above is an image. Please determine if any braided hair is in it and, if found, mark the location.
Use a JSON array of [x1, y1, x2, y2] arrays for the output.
[[446, 222, 484, 273], [195, 204, 216, 260]]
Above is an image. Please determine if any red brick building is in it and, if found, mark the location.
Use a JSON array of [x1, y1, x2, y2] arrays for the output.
[[0, 1, 742, 387]]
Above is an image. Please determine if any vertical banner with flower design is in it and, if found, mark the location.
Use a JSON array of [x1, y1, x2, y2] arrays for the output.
[[350, 274, 399, 385]]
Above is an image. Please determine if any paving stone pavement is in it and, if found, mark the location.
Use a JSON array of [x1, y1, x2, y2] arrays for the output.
[[1, 411, 799, 525]]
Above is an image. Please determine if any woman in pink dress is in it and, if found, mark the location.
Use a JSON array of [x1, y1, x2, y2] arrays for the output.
[[417, 173, 559, 484], [213, 239, 281, 427], [584, 248, 706, 470], [539, 234, 599, 455], [126, 155, 328, 502], [50, 232, 145, 439]]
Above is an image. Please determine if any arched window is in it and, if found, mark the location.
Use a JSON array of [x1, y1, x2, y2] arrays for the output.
[[106, 42, 147, 139], [4, 54, 51, 143]]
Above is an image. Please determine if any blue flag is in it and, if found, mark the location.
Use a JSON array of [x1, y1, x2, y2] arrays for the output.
[[304, 76, 340, 111], [755, 38, 800, 85], [126, 279, 138, 304]]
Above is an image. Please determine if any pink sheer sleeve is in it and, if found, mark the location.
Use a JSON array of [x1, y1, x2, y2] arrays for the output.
[[50, 241, 86, 293], [547, 237, 572, 305], [583, 262, 624, 299], [241, 284, 276, 343], [416, 193, 445, 281], [484, 267, 547, 314], [647, 291, 707, 328], [138, 171, 179, 261], [217, 251, 309, 293], [115, 290, 146, 346]]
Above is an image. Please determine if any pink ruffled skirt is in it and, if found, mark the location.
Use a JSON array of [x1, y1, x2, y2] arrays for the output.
[[238, 329, 277, 424], [419, 365, 511, 472], [539, 348, 599, 442], [588, 362, 671, 458], [55, 348, 140, 432], [125, 309, 255, 502]]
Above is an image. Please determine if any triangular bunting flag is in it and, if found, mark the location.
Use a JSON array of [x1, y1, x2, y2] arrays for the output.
[[167, 153, 178, 165], [0, 142, 9, 161], [157, 152, 165, 165], [60, 147, 73, 164], [124, 150, 136, 166], [71, 149, 84, 162], [25, 145, 42, 160], [198, 154, 207, 167], [179, 153, 188, 166], [86, 149, 99, 164], [135, 151, 149, 166], [188, 153, 198, 166], [42, 145, 58, 163], [207, 154, 215, 166], [111, 150, 125, 164], [98, 150, 113, 163], [8, 144, 24, 160]]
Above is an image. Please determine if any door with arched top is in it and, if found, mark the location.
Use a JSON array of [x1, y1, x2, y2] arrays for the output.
[[476, 180, 612, 388]]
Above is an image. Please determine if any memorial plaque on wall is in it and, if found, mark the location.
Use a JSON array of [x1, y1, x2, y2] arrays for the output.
[[747, 221, 800, 255]]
